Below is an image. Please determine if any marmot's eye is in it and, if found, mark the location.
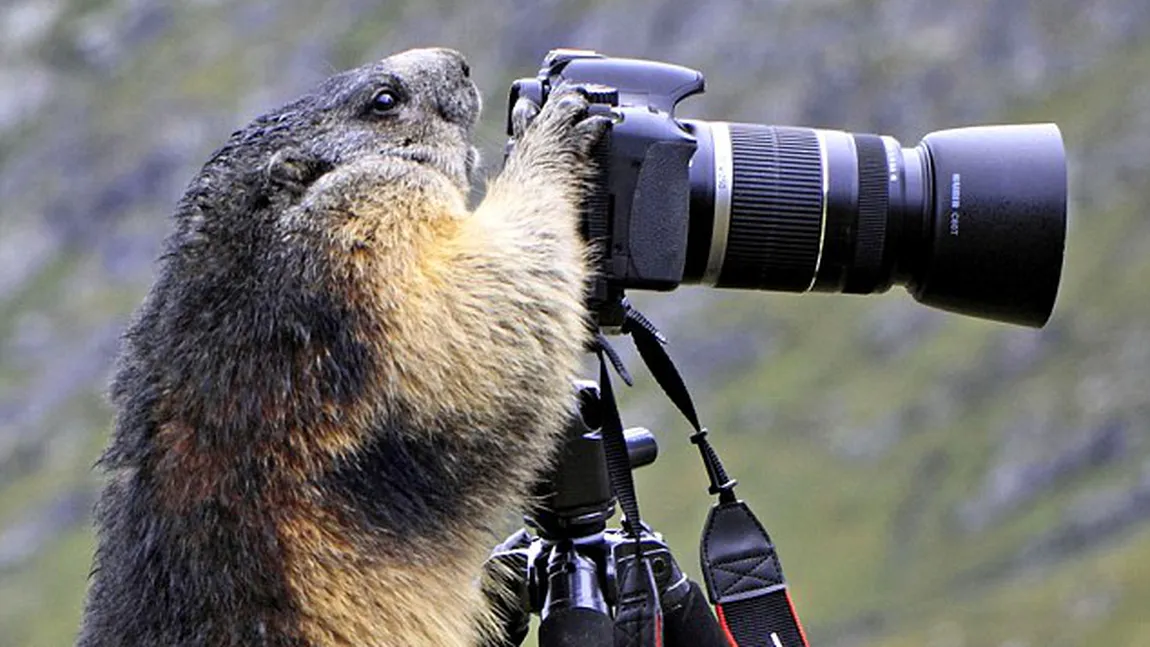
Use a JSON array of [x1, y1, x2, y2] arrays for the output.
[[370, 89, 400, 115]]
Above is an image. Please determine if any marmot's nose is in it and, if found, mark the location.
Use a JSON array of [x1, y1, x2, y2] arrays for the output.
[[385, 48, 480, 127], [428, 48, 470, 81], [428, 49, 480, 128]]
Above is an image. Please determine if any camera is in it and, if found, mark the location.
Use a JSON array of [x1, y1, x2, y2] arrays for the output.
[[506, 49, 1067, 328]]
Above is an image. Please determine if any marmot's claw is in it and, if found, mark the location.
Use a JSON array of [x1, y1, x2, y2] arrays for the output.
[[574, 114, 611, 153], [510, 97, 541, 140], [530, 89, 589, 138], [512, 82, 592, 140]]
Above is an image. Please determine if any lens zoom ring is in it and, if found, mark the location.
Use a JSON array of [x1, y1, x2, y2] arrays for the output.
[[719, 125, 823, 291], [845, 134, 889, 293]]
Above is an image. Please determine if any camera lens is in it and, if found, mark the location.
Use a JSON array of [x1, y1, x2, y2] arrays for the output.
[[683, 122, 1067, 327]]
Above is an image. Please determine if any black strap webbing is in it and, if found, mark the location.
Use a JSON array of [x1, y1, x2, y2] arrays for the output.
[[621, 305, 736, 503], [594, 334, 642, 537], [594, 333, 659, 647], [613, 550, 664, 647]]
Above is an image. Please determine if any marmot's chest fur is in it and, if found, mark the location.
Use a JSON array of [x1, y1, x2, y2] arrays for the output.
[[76, 48, 606, 647]]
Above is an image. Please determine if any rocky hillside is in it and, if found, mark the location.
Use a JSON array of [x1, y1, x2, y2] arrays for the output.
[[2, 1, 1149, 645]]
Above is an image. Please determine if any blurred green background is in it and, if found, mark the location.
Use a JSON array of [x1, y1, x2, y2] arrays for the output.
[[2, 1, 1149, 645]]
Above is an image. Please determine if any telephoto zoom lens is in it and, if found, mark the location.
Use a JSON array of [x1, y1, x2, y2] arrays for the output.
[[683, 121, 1067, 327]]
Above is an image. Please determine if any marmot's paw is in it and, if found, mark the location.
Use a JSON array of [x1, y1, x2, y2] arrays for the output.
[[510, 87, 610, 169]]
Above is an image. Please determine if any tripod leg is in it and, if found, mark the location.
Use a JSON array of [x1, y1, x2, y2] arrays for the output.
[[539, 545, 614, 647], [539, 608, 615, 647]]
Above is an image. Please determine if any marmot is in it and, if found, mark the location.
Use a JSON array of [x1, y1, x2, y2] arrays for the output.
[[76, 48, 605, 647]]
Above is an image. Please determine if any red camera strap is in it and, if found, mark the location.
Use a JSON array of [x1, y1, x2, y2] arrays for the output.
[[702, 500, 809, 647]]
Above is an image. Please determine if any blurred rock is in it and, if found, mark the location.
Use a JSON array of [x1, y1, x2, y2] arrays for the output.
[[991, 327, 1053, 379], [0, 64, 56, 133], [826, 410, 908, 462], [1, 0, 62, 54], [861, 301, 944, 360], [0, 489, 94, 574], [0, 224, 57, 300], [72, 1, 172, 71], [1013, 472, 1150, 570], [957, 417, 1128, 533]]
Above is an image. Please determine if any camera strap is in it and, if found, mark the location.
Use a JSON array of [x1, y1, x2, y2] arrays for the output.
[[594, 333, 663, 647], [615, 302, 810, 647]]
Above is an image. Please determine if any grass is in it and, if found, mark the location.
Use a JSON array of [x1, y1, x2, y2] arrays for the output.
[[324, 2, 403, 70], [877, 523, 1150, 647], [0, 527, 94, 647], [0, 387, 109, 646], [0, 255, 81, 343]]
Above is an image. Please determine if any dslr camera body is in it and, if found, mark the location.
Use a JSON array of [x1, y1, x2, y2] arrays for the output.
[[506, 49, 1067, 328]]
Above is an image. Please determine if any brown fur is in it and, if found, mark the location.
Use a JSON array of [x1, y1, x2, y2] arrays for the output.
[[77, 48, 605, 646]]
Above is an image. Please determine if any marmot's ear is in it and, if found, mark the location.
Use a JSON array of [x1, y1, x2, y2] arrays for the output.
[[265, 148, 332, 195]]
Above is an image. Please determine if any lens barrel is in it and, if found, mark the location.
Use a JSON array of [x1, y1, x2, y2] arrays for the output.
[[684, 122, 1067, 327]]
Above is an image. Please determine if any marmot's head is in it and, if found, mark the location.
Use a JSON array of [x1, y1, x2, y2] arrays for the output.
[[241, 47, 481, 196], [126, 48, 483, 444]]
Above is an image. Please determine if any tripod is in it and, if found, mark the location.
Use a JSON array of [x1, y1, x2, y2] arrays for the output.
[[483, 381, 732, 647]]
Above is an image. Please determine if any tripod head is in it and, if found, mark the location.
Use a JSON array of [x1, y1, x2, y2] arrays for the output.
[[528, 381, 657, 540], [484, 381, 732, 647]]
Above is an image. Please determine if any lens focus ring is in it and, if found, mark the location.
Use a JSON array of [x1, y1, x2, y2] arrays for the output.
[[845, 134, 889, 294], [717, 125, 823, 291]]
